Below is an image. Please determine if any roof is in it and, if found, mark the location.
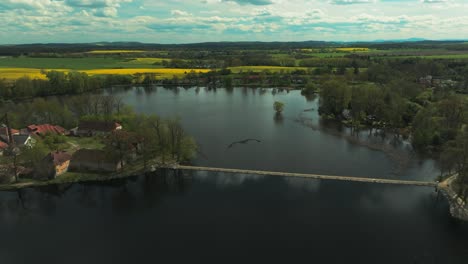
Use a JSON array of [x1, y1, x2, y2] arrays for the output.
[[27, 124, 66, 136], [0, 127, 20, 136], [13, 135, 31, 146], [0, 141, 8, 150], [71, 149, 118, 163], [78, 120, 122, 132], [44, 151, 72, 166]]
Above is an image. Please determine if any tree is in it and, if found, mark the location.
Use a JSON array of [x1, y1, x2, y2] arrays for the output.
[[319, 79, 351, 116], [20, 141, 49, 179], [273, 101, 285, 114], [46, 70, 68, 94], [105, 130, 134, 170], [43, 133, 67, 151], [167, 118, 196, 162], [441, 127, 468, 199]]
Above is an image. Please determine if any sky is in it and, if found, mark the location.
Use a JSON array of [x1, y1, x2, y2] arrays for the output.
[[0, 0, 467, 44]]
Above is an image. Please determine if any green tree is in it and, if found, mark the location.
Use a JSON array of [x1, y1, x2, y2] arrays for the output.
[[273, 101, 285, 114], [20, 141, 49, 179], [319, 79, 351, 116], [441, 128, 468, 199]]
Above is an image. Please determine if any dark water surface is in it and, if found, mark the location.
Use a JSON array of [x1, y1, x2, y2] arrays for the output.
[[1, 87, 467, 263]]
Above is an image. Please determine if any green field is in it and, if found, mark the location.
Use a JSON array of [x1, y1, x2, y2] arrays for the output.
[[0, 57, 167, 70], [386, 54, 468, 59]]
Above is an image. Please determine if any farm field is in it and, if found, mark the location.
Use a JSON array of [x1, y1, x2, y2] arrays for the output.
[[386, 54, 468, 59], [0, 57, 169, 70], [0, 67, 210, 80], [86, 50, 146, 54], [228, 66, 309, 73], [0, 44, 467, 81]]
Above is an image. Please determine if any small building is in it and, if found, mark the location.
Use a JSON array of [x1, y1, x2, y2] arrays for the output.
[[0, 141, 8, 156], [69, 149, 124, 172], [27, 124, 67, 137], [0, 125, 20, 146], [12, 134, 35, 148], [75, 120, 122, 137], [0, 126, 20, 137], [419, 75, 433, 86], [40, 151, 72, 179]]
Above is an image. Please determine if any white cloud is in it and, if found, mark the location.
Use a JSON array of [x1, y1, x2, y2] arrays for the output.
[[329, 0, 376, 5], [171, 9, 191, 16], [420, 0, 449, 3], [1, 0, 468, 43]]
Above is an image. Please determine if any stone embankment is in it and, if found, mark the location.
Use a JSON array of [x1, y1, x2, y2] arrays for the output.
[[172, 165, 437, 187], [439, 175, 468, 221]]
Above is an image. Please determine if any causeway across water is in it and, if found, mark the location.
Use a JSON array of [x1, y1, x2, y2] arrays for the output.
[[169, 165, 438, 187]]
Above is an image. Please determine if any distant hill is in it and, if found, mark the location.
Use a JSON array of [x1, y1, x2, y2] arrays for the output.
[[369, 38, 427, 43], [1, 40, 467, 55]]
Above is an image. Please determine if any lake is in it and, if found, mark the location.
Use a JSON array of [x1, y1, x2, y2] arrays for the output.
[[0, 87, 467, 263]]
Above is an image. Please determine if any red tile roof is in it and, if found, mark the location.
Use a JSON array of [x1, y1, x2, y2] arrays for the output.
[[27, 124, 66, 136], [0, 127, 20, 136]]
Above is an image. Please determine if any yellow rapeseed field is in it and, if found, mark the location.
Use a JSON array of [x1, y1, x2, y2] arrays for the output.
[[0, 68, 48, 80], [0, 68, 210, 80], [84, 68, 209, 79], [335, 47, 370, 52]]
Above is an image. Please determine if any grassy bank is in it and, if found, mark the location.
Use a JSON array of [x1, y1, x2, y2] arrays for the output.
[[0, 157, 172, 191]]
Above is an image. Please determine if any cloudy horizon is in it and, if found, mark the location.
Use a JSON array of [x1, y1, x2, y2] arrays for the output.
[[1, 0, 467, 44]]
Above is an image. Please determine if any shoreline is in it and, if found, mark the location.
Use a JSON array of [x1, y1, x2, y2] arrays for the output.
[[0, 160, 179, 192], [2, 164, 467, 223], [439, 175, 468, 221]]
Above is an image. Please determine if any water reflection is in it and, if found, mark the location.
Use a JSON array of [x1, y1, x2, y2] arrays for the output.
[[273, 112, 284, 124], [2, 87, 468, 263], [0, 172, 192, 221], [194, 171, 264, 187], [283, 177, 321, 193]]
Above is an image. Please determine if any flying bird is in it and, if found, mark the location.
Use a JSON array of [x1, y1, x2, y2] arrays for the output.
[[227, 139, 262, 149]]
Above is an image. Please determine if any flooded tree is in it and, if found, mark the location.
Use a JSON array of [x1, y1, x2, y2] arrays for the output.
[[273, 101, 285, 114]]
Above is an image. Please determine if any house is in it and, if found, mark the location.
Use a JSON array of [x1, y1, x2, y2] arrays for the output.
[[0, 134, 35, 155], [27, 124, 67, 137], [419, 75, 433, 86], [0, 126, 20, 137], [39, 151, 72, 179], [12, 134, 35, 148], [0, 125, 20, 145], [109, 130, 144, 160], [75, 120, 122, 137], [69, 149, 124, 172], [0, 141, 8, 156]]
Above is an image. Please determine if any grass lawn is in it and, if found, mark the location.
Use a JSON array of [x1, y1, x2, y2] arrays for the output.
[[0, 56, 191, 70], [386, 54, 468, 59], [64, 136, 105, 154], [228, 66, 309, 73], [0, 57, 132, 70]]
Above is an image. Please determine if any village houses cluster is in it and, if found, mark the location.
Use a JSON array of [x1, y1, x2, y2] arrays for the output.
[[0, 120, 126, 183]]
